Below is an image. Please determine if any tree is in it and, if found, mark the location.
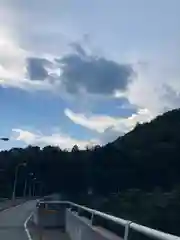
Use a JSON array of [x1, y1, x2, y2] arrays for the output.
[[71, 145, 79, 152]]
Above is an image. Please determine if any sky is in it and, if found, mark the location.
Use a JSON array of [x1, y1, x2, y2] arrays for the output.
[[0, 0, 180, 150]]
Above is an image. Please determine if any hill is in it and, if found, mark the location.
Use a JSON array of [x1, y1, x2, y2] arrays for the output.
[[90, 108, 180, 235], [1, 109, 180, 235], [95, 108, 180, 192], [1, 108, 180, 196], [114, 108, 180, 150]]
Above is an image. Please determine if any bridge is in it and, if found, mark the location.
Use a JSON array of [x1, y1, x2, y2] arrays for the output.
[[0, 199, 180, 240]]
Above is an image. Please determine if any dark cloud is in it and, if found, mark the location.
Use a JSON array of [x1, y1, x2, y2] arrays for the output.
[[26, 57, 51, 80], [70, 42, 86, 57], [26, 44, 134, 96], [57, 46, 134, 95]]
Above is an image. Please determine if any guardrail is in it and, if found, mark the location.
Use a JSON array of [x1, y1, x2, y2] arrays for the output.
[[37, 200, 180, 240]]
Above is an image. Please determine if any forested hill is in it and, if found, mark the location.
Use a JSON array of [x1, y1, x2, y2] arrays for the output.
[[96, 108, 180, 192], [114, 108, 180, 150], [1, 108, 180, 197], [95, 108, 180, 235], [1, 108, 180, 234]]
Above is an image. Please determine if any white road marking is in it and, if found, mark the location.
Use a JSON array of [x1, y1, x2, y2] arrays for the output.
[[24, 212, 34, 240], [0, 202, 25, 213]]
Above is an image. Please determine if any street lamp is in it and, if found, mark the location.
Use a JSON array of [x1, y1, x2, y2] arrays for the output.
[[12, 162, 27, 201]]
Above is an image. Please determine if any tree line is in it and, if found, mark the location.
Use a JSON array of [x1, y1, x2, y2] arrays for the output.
[[1, 108, 180, 235]]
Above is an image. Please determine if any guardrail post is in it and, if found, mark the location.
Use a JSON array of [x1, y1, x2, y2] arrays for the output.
[[124, 221, 131, 240], [77, 207, 81, 215], [90, 212, 94, 225]]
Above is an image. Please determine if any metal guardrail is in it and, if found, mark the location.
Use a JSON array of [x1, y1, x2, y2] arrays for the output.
[[38, 200, 180, 240]]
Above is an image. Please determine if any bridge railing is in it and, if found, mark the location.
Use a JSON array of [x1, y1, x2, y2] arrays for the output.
[[37, 200, 180, 240]]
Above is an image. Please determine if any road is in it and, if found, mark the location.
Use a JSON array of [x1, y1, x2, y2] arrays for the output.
[[0, 201, 36, 240]]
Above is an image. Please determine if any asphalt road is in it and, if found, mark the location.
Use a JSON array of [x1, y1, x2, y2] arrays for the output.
[[0, 201, 36, 240]]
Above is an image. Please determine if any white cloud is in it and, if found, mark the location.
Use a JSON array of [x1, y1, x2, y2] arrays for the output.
[[65, 108, 120, 133], [0, 2, 62, 93], [0, 26, 61, 92], [0, 76, 62, 93], [125, 55, 180, 116], [65, 108, 153, 135], [0, 25, 27, 81], [11, 128, 99, 150]]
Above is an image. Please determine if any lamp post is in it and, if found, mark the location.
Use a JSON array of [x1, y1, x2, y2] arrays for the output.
[[12, 163, 27, 201]]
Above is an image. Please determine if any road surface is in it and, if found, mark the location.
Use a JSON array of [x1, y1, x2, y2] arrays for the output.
[[0, 201, 36, 240]]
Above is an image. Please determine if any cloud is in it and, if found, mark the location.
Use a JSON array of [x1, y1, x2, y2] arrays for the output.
[[0, 77, 59, 92], [0, 25, 134, 98], [57, 45, 134, 95], [0, 31, 61, 92], [100, 108, 154, 143], [1, 0, 180, 137], [11, 128, 99, 150], [65, 108, 120, 133], [0, 35, 134, 98], [125, 59, 180, 116], [70, 42, 87, 57], [0, 19, 59, 92], [65, 108, 153, 136], [0, 27, 27, 81], [26, 57, 51, 80]]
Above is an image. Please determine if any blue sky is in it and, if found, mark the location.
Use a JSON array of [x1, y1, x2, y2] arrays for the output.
[[0, 0, 180, 150]]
